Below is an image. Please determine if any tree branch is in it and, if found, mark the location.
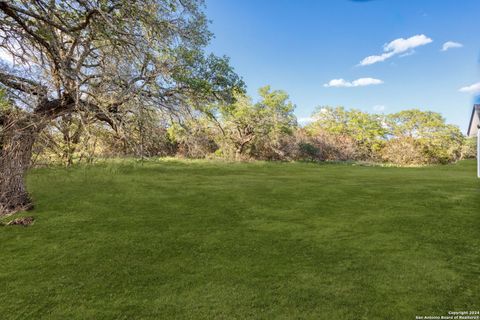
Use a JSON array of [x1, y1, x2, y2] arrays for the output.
[[0, 71, 47, 97]]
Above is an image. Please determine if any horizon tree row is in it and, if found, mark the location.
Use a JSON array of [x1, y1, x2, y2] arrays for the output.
[[29, 86, 476, 167]]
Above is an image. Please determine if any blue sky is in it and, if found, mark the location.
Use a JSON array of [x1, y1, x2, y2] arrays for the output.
[[205, 0, 480, 132]]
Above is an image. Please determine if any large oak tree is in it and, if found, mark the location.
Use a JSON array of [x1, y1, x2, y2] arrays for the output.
[[0, 0, 243, 215]]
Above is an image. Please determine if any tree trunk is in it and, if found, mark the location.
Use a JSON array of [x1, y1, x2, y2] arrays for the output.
[[235, 146, 242, 160], [0, 115, 39, 215]]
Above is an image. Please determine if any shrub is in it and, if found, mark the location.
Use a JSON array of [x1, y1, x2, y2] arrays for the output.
[[297, 142, 320, 161], [462, 137, 477, 159], [381, 137, 429, 165]]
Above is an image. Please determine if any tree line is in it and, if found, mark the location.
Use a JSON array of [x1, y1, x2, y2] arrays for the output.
[[29, 85, 476, 167]]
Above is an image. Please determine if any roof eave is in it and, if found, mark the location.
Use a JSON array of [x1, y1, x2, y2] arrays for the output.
[[467, 104, 480, 137]]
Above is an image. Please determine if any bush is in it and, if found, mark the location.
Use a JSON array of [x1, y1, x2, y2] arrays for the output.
[[293, 129, 357, 162], [381, 137, 429, 165], [462, 137, 477, 159], [297, 142, 320, 161]]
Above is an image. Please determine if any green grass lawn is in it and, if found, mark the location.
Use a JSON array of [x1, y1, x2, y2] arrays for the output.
[[1, 159, 479, 319]]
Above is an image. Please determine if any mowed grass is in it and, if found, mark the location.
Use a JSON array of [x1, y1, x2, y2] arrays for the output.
[[1, 159, 479, 319]]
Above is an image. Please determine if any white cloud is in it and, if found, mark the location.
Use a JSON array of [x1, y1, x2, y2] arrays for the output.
[[384, 34, 432, 53], [373, 105, 386, 112], [324, 78, 351, 87], [441, 41, 463, 51], [324, 77, 384, 88], [359, 34, 433, 66], [359, 52, 394, 66], [351, 78, 383, 86], [459, 82, 480, 94]]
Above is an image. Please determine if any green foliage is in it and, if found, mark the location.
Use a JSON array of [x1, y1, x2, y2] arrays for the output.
[[172, 50, 245, 105], [462, 136, 477, 159], [213, 86, 296, 159], [256, 85, 297, 135], [386, 110, 465, 164], [0, 0, 244, 163], [304, 107, 466, 164], [0, 89, 10, 112], [380, 137, 429, 165], [167, 117, 216, 158], [29, 101, 472, 166], [386, 109, 446, 138], [306, 106, 387, 159], [297, 142, 320, 161]]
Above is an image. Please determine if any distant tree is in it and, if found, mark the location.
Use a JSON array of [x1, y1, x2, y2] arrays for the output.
[[213, 93, 256, 159], [386, 109, 448, 138], [251, 86, 297, 159], [306, 106, 386, 159], [211, 86, 296, 159], [384, 109, 464, 164], [0, 0, 243, 214], [306, 106, 350, 135]]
